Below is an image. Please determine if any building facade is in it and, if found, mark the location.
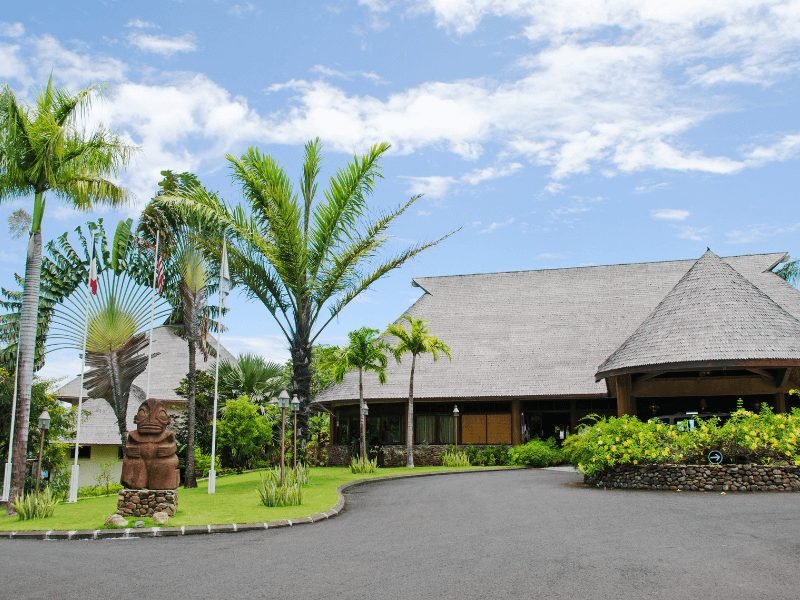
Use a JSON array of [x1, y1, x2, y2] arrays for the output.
[[316, 251, 800, 466]]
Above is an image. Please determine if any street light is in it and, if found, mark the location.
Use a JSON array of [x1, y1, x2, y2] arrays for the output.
[[35, 410, 51, 495], [360, 403, 369, 459], [277, 389, 290, 486], [453, 405, 460, 448], [291, 395, 300, 469]]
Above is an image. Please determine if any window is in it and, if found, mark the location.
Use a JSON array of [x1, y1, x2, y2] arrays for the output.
[[414, 414, 455, 445], [69, 446, 91, 459], [335, 405, 404, 446]]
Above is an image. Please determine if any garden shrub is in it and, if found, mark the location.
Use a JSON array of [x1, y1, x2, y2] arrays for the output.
[[464, 444, 511, 466], [508, 438, 564, 467], [441, 447, 471, 467], [78, 483, 123, 498], [350, 455, 378, 474], [12, 488, 59, 520], [193, 448, 221, 479], [257, 474, 302, 507], [218, 396, 275, 471], [563, 407, 800, 477]]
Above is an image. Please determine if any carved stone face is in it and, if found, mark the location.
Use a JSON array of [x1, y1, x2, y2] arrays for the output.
[[134, 399, 171, 435]]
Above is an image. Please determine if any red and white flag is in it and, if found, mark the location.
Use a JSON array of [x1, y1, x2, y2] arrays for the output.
[[88, 256, 98, 295], [156, 256, 165, 295]]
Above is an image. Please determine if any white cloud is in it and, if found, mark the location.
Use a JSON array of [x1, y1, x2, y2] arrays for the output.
[[461, 162, 522, 185], [128, 33, 197, 56], [651, 208, 690, 221], [480, 217, 515, 233], [32, 35, 127, 88], [224, 334, 289, 364], [0, 21, 24, 38], [126, 19, 157, 29], [309, 64, 385, 84], [228, 3, 258, 17], [0, 44, 27, 82], [725, 222, 800, 244], [745, 133, 800, 166], [400, 175, 457, 199], [634, 181, 670, 194], [678, 226, 710, 242]]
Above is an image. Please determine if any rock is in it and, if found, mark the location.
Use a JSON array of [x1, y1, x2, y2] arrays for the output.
[[105, 514, 128, 527], [134, 520, 145, 528], [152, 511, 170, 525]]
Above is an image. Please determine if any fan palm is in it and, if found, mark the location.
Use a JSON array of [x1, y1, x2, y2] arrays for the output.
[[386, 316, 451, 467], [332, 327, 389, 458], [0, 77, 133, 499], [152, 139, 453, 436], [219, 353, 286, 404]]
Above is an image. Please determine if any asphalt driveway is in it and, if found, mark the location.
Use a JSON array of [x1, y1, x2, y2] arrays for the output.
[[2, 469, 799, 600]]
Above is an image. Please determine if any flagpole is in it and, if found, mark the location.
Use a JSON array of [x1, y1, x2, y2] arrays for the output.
[[67, 246, 95, 503], [145, 231, 160, 400], [209, 238, 227, 495], [1, 337, 21, 502]]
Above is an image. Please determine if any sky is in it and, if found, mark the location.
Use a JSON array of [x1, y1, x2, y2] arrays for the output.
[[1, 0, 799, 383]]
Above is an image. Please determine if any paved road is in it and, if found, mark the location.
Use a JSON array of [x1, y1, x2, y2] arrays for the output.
[[2, 469, 799, 600]]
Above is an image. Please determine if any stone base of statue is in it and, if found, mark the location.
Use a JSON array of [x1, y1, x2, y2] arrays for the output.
[[117, 488, 178, 518]]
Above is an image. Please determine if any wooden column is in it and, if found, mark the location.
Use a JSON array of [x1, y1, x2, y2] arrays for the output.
[[569, 399, 578, 432], [615, 375, 635, 416], [775, 392, 787, 414], [511, 399, 522, 445]]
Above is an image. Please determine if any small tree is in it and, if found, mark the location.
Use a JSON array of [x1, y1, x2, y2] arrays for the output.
[[332, 327, 389, 459], [386, 316, 451, 467], [217, 396, 275, 471]]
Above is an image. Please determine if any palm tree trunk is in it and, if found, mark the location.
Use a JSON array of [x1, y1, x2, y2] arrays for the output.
[[8, 227, 43, 510], [109, 352, 129, 452], [406, 353, 416, 468], [291, 334, 312, 438], [184, 339, 197, 488], [359, 368, 366, 459]]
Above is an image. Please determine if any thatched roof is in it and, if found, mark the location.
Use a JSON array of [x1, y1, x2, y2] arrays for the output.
[[595, 250, 800, 379], [316, 251, 800, 405]]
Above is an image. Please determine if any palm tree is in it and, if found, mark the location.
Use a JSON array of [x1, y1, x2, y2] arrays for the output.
[[0, 78, 133, 500], [153, 140, 452, 436], [386, 316, 451, 467], [332, 327, 389, 458], [219, 353, 286, 404], [777, 257, 800, 287]]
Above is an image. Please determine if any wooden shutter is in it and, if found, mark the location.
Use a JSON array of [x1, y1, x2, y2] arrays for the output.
[[487, 414, 511, 444], [461, 414, 487, 444]]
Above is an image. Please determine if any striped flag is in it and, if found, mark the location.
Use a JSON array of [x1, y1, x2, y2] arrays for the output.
[[88, 256, 98, 295], [156, 256, 165, 295]]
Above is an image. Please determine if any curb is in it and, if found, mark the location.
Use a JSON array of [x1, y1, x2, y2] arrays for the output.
[[0, 466, 524, 541]]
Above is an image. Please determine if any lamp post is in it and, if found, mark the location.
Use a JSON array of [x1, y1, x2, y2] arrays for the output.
[[35, 410, 51, 495], [360, 402, 369, 459], [453, 405, 460, 448], [291, 395, 300, 469], [277, 389, 290, 486]]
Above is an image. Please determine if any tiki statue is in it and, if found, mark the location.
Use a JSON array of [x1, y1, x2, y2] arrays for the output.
[[120, 399, 180, 490]]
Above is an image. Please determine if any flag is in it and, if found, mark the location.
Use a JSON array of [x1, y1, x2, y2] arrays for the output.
[[156, 256, 165, 295], [219, 240, 230, 301], [88, 256, 98, 295]]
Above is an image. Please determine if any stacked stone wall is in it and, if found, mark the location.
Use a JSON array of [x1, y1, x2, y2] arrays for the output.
[[586, 464, 800, 492], [327, 445, 450, 467], [117, 489, 178, 517]]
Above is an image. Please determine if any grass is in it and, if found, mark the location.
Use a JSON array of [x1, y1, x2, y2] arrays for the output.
[[0, 466, 487, 531]]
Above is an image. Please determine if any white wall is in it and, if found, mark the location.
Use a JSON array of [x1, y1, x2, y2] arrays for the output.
[[77, 445, 122, 488]]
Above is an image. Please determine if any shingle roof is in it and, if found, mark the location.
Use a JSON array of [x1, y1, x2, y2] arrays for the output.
[[57, 325, 234, 402], [595, 250, 800, 379], [315, 252, 800, 404]]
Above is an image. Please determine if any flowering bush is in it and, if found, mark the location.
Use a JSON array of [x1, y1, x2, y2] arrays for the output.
[[563, 407, 800, 477]]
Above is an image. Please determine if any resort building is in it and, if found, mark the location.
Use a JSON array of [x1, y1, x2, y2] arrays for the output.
[[56, 326, 234, 487], [316, 250, 800, 465]]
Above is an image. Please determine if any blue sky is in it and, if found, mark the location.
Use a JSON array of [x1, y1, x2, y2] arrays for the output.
[[1, 1, 799, 381]]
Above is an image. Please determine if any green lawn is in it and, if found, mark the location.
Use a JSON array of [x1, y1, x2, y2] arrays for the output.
[[0, 466, 485, 531]]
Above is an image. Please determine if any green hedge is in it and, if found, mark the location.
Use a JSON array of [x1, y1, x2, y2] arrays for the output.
[[563, 407, 800, 476], [508, 438, 564, 467]]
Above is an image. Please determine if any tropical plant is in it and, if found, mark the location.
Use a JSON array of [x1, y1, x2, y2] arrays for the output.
[[386, 316, 451, 467], [508, 438, 564, 467], [12, 487, 60, 520], [257, 469, 303, 507], [349, 455, 378, 474], [217, 396, 275, 471], [777, 256, 800, 287], [332, 327, 389, 458], [0, 77, 133, 502], [152, 140, 451, 438], [220, 353, 286, 403], [441, 447, 471, 468], [306, 412, 331, 466]]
